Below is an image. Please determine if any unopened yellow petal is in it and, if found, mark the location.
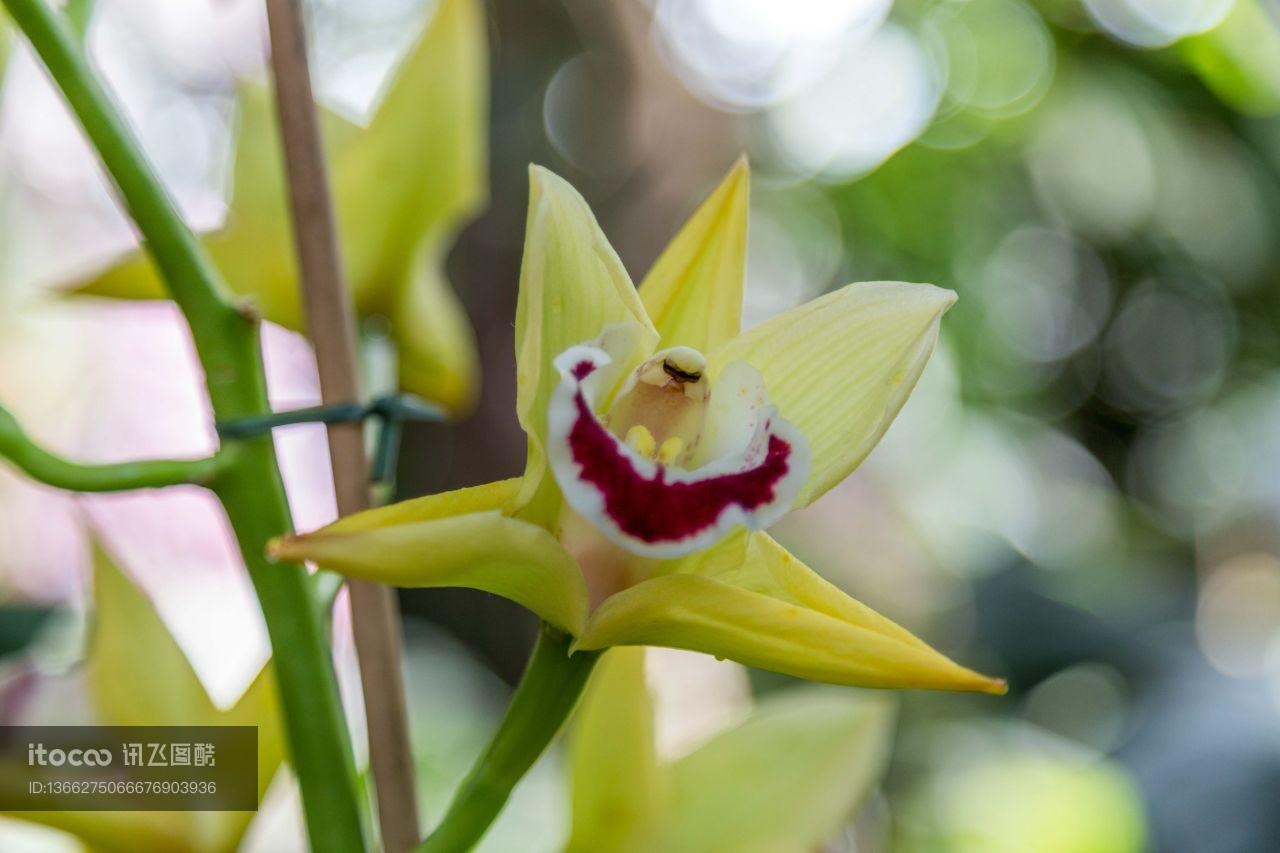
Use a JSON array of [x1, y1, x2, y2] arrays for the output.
[[638, 158, 748, 352], [389, 238, 481, 416], [578, 572, 1003, 693], [68, 1, 487, 414], [337, 0, 488, 297], [664, 689, 893, 853], [513, 167, 657, 514], [270, 480, 588, 635], [566, 648, 664, 853], [709, 281, 956, 508]]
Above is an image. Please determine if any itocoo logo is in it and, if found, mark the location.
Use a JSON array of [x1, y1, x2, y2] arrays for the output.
[[27, 743, 113, 767]]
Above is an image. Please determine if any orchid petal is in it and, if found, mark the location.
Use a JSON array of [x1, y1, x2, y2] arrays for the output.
[[336, 0, 487, 297], [664, 688, 894, 853], [566, 648, 663, 853], [709, 282, 956, 508], [513, 166, 657, 517], [269, 479, 589, 635], [68, 0, 487, 413], [578, 537, 1004, 693], [638, 158, 748, 353]]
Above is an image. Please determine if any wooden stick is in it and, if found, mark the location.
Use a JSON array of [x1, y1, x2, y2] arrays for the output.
[[263, 2, 420, 850]]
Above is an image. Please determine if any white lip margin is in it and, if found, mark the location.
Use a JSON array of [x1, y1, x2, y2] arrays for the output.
[[547, 343, 811, 559]]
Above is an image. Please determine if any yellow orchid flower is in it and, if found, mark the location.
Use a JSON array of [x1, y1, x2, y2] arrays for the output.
[[70, 0, 486, 415], [271, 159, 1004, 696]]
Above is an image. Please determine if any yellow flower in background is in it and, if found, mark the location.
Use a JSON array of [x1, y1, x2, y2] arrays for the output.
[[567, 648, 895, 853], [71, 0, 486, 415], [7, 545, 284, 852], [272, 160, 1005, 694]]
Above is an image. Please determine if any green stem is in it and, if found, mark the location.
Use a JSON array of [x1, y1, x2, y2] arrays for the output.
[[1, 1, 366, 849], [0, 404, 231, 491], [419, 626, 601, 853]]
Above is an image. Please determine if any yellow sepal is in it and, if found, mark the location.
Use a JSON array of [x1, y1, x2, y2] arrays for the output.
[[638, 157, 749, 353], [336, 0, 488, 301], [579, 533, 1003, 694], [269, 478, 589, 635]]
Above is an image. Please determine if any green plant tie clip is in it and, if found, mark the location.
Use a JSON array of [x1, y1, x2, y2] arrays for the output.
[[215, 394, 445, 490]]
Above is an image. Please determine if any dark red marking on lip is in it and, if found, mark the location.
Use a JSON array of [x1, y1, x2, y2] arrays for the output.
[[571, 360, 595, 381], [565, 387, 791, 544]]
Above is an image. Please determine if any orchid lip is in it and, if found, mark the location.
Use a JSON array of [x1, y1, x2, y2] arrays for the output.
[[546, 340, 810, 558]]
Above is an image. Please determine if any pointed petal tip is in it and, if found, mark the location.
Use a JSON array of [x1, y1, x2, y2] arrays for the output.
[[936, 285, 959, 312], [902, 281, 958, 313], [983, 676, 1010, 696], [527, 163, 556, 204], [526, 163, 593, 224], [953, 669, 1007, 696], [528, 163, 566, 193], [870, 281, 959, 324], [265, 534, 298, 563], [839, 280, 958, 315], [901, 665, 1006, 696]]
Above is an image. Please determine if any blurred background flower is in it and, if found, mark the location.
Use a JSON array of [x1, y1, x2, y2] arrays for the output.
[[4, 0, 1280, 848]]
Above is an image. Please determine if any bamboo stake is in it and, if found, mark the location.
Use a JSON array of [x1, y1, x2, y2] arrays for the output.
[[263, 2, 420, 850]]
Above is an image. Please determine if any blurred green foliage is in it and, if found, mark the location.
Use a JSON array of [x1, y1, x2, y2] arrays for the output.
[[0, 604, 52, 662]]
